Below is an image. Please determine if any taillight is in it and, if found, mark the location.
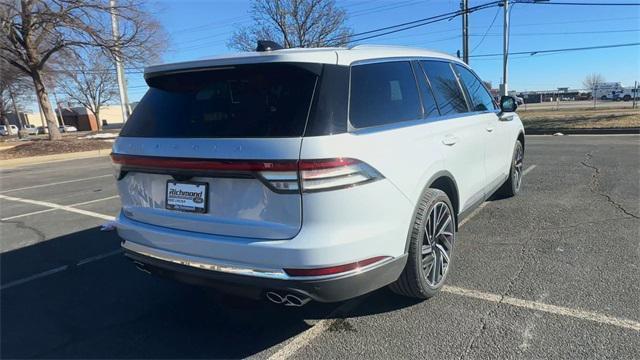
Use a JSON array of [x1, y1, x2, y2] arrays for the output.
[[111, 154, 122, 179], [110, 154, 383, 192], [284, 256, 390, 277], [297, 158, 383, 192]]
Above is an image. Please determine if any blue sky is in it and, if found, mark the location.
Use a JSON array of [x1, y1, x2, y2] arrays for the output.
[[124, 0, 640, 102]]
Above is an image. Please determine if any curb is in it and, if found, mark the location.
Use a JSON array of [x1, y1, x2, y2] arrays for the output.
[[525, 128, 640, 135], [1, 149, 110, 169]]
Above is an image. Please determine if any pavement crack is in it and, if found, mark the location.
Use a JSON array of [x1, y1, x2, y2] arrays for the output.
[[581, 152, 639, 220], [0, 219, 46, 245], [459, 234, 532, 360]]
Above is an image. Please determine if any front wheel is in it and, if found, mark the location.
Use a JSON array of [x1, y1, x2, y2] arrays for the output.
[[497, 140, 524, 198], [389, 189, 456, 299]]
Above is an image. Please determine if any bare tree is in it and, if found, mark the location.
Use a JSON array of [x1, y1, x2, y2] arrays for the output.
[[583, 73, 605, 92], [583, 73, 605, 108], [57, 50, 117, 131], [0, 0, 165, 140], [0, 58, 31, 130], [228, 0, 352, 51]]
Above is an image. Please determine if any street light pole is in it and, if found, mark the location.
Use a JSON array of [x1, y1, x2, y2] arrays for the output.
[[500, 0, 509, 96], [461, 0, 469, 64]]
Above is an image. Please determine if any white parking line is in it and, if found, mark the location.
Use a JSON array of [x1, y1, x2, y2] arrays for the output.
[[443, 286, 640, 332], [523, 164, 537, 176], [0, 249, 123, 291], [0, 194, 115, 221], [1, 195, 119, 221], [0, 174, 112, 194]]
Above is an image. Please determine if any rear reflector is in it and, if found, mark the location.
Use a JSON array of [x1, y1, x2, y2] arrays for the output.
[[284, 256, 390, 277], [111, 154, 383, 192]]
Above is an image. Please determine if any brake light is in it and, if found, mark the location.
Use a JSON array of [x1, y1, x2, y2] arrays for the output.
[[110, 154, 383, 192], [284, 256, 390, 277], [297, 158, 383, 192]]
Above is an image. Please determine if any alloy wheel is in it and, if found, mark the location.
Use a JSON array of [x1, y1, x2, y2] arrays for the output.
[[421, 202, 455, 287], [513, 144, 524, 192]]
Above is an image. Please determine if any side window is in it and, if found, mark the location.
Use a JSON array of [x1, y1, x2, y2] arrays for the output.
[[411, 61, 440, 118], [349, 61, 422, 128], [420, 60, 468, 115], [454, 64, 497, 112]]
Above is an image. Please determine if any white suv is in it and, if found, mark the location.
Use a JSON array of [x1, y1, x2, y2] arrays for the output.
[[112, 45, 524, 306]]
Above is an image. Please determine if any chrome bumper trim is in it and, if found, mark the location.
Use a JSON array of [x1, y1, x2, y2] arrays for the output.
[[121, 240, 395, 281]]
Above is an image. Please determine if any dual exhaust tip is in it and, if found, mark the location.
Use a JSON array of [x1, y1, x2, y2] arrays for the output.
[[265, 291, 311, 307]]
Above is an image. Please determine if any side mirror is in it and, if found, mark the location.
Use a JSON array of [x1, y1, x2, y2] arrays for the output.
[[500, 96, 518, 113]]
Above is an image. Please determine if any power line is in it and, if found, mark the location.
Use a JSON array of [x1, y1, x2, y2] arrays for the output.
[[525, 1, 640, 6], [471, 7, 501, 54], [470, 42, 640, 57], [345, 1, 501, 43]]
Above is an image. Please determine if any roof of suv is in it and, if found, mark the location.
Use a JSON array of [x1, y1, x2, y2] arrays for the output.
[[144, 45, 463, 77]]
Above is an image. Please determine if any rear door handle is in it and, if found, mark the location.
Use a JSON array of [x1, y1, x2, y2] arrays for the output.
[[486, 127, 494, 132], [442, 135, 458, 146]]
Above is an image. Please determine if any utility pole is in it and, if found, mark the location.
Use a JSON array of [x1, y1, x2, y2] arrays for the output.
[[461, 0, 469, 64], [500, 0, 509, 96], [52, 92, 65, 127], [110, 0, 131, 123], [634, 81, 638, 109]]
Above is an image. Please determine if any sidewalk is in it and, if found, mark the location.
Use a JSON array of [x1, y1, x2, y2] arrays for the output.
[[1, 149, 110, 169]]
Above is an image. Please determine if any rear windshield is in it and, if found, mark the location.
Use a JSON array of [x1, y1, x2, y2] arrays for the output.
[[120, 63, 318, 138]]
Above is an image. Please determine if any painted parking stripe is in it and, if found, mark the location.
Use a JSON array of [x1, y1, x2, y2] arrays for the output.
[[0, 250, 123, 291], [442, 286, 640, 332], [0, 174, 112, 194], [1, 195, 119, 221], [0, 194, 115, 221]]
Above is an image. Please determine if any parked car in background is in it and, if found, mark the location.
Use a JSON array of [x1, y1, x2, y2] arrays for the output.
[[0, 124, 19, 136], [112, 44, 525, 306], [36, 126, 49, 134], [23, 124, 39, 135], [59, 125, 78, 132]]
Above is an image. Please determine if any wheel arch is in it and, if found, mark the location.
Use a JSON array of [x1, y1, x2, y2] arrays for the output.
[[518, 131, 525, 151], [403, 171, 460, 254]]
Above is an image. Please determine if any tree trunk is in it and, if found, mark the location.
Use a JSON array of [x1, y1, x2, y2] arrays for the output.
[[0, 99, 10, 129], [95, 109, 102, 131], [30, 69, 62, 140]]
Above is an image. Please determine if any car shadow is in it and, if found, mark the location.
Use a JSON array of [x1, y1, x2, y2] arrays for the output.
[[0, 227, 419, 359]]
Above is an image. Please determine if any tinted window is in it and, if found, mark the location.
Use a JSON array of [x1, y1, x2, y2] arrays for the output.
[[349, 61, 421, 128], [455, 65, 496, 112], [420, 61, 468, 115], [411, 61, 439, 118], [120, 64, 318, 138], [305, 65, 349, 136]]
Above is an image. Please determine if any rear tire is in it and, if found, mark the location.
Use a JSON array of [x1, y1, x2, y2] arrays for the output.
[[390, 189, 455, 299], [497, 140, 524, 198]]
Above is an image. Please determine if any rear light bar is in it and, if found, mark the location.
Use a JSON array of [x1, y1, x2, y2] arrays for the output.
[[111, 154, 383, 193], [284, 256, 390, 277]]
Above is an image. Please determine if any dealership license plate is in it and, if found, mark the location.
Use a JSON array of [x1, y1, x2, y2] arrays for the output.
[[166, 181, 208, 213]]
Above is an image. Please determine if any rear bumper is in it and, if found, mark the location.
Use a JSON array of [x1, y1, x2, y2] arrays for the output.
[[123, 242, 407, 302]]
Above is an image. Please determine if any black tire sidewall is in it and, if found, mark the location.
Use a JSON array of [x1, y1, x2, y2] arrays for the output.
[[407, 189, 455, 296]]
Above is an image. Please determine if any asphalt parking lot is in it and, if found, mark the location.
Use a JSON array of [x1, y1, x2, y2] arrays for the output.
[[1, 135, 639, 359]]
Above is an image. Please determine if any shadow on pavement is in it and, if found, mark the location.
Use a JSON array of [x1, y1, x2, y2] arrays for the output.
[[0, 227, 416, 358]]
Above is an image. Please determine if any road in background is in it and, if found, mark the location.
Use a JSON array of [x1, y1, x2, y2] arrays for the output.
[[1, 135, 638, 359]]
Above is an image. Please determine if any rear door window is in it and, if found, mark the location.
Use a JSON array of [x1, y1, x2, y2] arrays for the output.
[[412, 61, 440, 118], [454, 64, 497, 112], [420, 60, 469, 115], [349, 61, 422, 128], [120, 63, 318, 138]]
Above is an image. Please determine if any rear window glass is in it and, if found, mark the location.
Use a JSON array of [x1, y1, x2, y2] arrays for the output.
[[120, 64, 318, 138], [349, 61, 421, 128]]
